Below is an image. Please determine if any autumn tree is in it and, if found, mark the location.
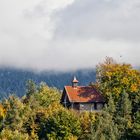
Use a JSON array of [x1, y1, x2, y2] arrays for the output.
[[0, 104, 6, 131], [2, 95, 26, 131], [0, 95, 37, 139], [79, 112, 96, 139], [97, 57, 140, 96], [23, 82, 61, 139], [96, 57, 140, 112], [37, 104, 81, 140], [0, 129, 29, 140], [34, 82, 61, 108]]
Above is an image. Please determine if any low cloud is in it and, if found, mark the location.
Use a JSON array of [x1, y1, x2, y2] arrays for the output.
[[0, 0, 140, 71]]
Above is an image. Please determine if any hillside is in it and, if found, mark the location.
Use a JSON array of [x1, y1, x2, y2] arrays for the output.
[[0, 68, 96, 99]]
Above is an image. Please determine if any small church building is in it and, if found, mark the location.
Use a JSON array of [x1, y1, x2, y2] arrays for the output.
[[61, 77, 105, 112]]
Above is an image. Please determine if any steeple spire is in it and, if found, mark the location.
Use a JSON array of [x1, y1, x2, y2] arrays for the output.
[[72, 76, 79, 88]]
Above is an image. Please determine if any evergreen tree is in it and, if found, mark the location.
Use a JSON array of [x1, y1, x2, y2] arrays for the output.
[[132, 111, 140, 139], [90, 95, 119, 140], [26, 80, 36, 97], [2, 95, 25, 131], [91, 111, 119, 140], [116, 91, 132, 139], [105, 94, 116, 116]]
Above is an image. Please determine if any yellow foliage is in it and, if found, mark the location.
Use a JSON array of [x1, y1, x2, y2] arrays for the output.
[[121, 77, 129, 85], [97, 57, 140, 99], [0, 129, 29, 140], [127, 120, 132, 129], [0, 104, 6, 119], [36, 102, 64, 119], [69, 135, 78, 140], [130, 84, 138, 92], [80, 112, 96, 133], [106, 71, 112, 79]]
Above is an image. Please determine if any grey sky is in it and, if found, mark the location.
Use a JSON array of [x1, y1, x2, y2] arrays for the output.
[[0, 0, 140, 71]]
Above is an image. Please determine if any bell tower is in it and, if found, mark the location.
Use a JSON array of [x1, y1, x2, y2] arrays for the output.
[[72, 76, 79, 88]]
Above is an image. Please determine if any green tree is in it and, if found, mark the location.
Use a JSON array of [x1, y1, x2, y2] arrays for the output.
[[91, 111, 119, 140], [79, 112, 96, 140], [0, 129, 29, 140], [105, 94, 116, 116], [26, 80, 36, 98], [90, 94, 119, 140], [96, 57, 140, 116], [37, 105, 81, 140], [1, 95, 38, 139], [23, 82, 61, 139], [132, 111, 140, 139], [115, 91, 132, 139], [2, 95, 26, 131], [34, 82, 61, 108]]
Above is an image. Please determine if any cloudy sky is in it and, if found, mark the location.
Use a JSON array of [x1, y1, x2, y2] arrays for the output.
[[0, 0, 140, 71]]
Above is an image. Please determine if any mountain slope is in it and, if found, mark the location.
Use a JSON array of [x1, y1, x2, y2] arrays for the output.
[[0, 68, 96, 99]]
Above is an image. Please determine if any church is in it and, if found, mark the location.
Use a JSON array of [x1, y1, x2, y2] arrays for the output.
[[61, 77, 105, 112]]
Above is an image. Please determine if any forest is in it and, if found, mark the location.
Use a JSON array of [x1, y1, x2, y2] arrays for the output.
[[0, 57, 140, 140], [0, 68, 95, 99]]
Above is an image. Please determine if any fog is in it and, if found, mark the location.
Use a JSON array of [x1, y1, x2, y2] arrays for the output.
[[0, 0, 140, 71]]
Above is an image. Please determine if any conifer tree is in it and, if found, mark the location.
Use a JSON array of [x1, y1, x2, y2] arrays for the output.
[[91, 111, 119, 140], [90, 95, 119, 140], [116, 91, 132, 139], [105, 94, 116, 116], [132, 111, 140, 139], [26, 80, 36, 97], [2, 95, 26, 131]]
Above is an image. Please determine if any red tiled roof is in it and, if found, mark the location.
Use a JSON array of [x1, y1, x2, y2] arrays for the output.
[[65, 86, 104, 103]]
